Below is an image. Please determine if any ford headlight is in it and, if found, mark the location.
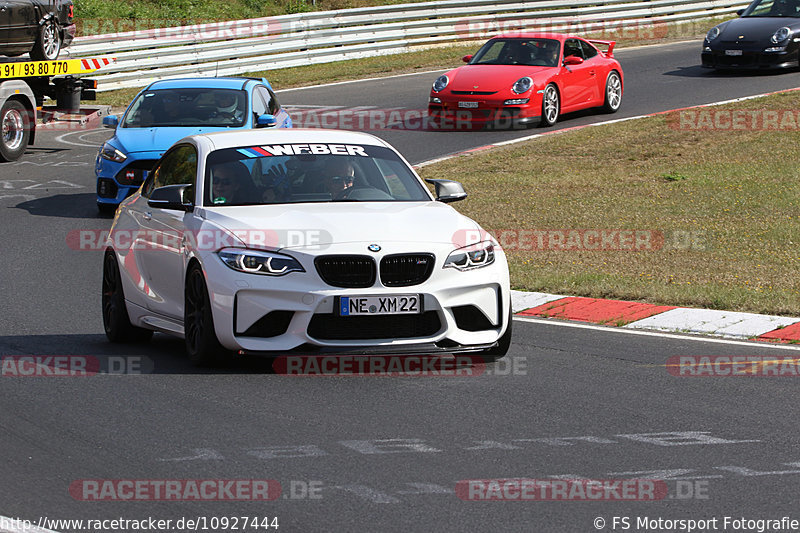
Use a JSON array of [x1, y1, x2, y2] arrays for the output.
[[771, 26, 791, 44], [512, 77, 533, 94], [432, 75, 449, 93], [444, 241, 495, 271], [218, 248, 305, 276], [706, 26, 721, 42], [99, 142, 127, 163]]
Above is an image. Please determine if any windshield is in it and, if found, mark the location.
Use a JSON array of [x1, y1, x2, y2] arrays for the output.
[[203, 143, 431, 206], [742, 0, 800, 17], [470, 38, 560, 67], [122, 88, 248, 128]]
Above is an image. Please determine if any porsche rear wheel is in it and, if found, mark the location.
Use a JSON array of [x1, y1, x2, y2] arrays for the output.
[[539, 84, 559, 127], [602, 71, 622, 113]]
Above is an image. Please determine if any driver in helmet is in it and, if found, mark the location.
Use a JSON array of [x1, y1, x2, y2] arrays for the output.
[[214, 91, 243, 122]]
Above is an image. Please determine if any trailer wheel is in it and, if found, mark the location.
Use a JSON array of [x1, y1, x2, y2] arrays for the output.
[[30, 18, 62, 61], [0, 100, 31, 162]]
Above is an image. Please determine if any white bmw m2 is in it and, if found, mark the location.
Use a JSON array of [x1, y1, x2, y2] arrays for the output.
[[102, 129, 511, 365]]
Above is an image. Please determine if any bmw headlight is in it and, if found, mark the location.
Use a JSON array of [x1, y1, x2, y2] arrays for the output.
[[99, 142, 127, 163], [432, 75, 449, 93], [444, 241, 495, 271], [771, 26, 791, 44], [706, 26, 721, 42], [218, 248, 305, 276], [512, 77, 533, 94]]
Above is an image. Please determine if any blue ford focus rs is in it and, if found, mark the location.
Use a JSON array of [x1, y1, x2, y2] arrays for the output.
[[95, 77, 292, 214]]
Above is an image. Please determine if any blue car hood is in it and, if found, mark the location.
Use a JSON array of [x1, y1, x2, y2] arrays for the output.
[[112, 126, 234, 155]]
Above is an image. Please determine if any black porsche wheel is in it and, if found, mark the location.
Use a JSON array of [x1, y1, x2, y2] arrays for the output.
[[102, 252, 153, 343], [602, 71, 622, 113], [30, 18, 62, 61], [185, 265, 227, 367], [539, 84, 560, 127]]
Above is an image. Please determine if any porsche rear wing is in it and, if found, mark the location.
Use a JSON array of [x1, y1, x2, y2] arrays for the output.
[[588, 39, 616, 58]]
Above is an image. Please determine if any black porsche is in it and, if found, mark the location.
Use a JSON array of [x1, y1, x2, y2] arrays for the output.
[[0, 0, 75, 61], [702, 0, 800, 69]]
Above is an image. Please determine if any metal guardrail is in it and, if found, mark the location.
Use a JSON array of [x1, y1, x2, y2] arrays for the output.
[[65, 0, 749, 91]]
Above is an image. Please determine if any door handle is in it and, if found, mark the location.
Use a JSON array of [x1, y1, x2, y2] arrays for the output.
[[143, 211, 152, 221], [589, 70, 596, 76]]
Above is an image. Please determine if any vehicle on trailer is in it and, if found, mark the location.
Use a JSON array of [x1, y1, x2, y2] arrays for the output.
[[0, 0, 76, 60], [428, 33, 623, 128], [102, 129, 512, 366], [702, 0, 800, 69], [95, 77, 293, 215], [1, 55, 106, 162]]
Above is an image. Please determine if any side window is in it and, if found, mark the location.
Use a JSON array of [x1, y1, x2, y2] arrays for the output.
[[252, 88, 268, 123], [580, 40, 598, 59], [256, 86, 280, 115], [141, 144, 197, 199], [564, 39, 583, 60]]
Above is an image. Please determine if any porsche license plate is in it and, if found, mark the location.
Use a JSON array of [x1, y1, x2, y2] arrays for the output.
[[725, 49, 743, 56], [458, 101, 479, 108], [338, 295, 421, 316]]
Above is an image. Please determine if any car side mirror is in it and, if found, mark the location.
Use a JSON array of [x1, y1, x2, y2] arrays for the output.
[[563, 55, 584, 66], [425, 178, 467, 203], [462, 55, 473, 63], [148, 184, 194, 211], [102, 115, 119, 129], [736, 8, 744, 15], [256, 114, 277, 128]]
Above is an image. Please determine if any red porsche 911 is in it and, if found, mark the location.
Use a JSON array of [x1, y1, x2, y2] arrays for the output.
[[427, 33, 624, 128]]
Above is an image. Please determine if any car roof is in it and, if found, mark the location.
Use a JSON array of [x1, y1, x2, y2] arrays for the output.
[[144, 77, 261, 91], [191, 128, 393, 151]]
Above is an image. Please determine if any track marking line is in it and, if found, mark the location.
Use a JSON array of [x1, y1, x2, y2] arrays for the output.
[[512, 316, 800, 351]]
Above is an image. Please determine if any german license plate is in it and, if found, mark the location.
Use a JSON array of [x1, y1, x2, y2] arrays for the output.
[[725, 49, 743, 56], [458, 101, 479, 108], [338, 295, 421, 316]]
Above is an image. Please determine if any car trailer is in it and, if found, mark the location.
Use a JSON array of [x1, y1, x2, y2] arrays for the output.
[[0, 56, 114, 161]]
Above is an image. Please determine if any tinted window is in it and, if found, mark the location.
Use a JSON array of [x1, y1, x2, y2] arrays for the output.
[[564, 39, 583, 60], [142, 144, 197, 199], [579, 40, 598, 59], [743, 0, 800, 16], [257, 86, 280, 115]]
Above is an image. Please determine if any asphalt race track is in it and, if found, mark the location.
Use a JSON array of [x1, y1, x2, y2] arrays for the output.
[[2, 40, 800, 532]]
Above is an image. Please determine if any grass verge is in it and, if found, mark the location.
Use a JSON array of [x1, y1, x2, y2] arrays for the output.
[[418, 91, 800, 316]]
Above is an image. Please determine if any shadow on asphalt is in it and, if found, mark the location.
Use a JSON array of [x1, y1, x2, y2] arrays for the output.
[[15, 193, 106, 219], [664, 65, 797, 77]]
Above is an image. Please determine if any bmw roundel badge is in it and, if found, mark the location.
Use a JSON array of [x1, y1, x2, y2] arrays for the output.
[[368, 244, 381, 252]]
